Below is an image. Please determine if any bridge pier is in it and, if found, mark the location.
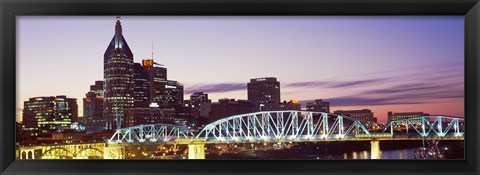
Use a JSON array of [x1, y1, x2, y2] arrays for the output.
[[187, 142, 205, 159], [370, 139, 380, 159], [104, 145, 125, 159]]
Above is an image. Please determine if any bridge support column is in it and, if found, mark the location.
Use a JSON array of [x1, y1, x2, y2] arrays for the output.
[[104, 146, 125, 159], [370, 139, 380, 159], [188, 143, 205, 159]]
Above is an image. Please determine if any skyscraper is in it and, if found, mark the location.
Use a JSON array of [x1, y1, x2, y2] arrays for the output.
[[190, 92, 211, 118], [89, 81, 104, 97], [133, 63, 150, 108], [163, 80, 184, 106], [247, 77, 281, 111], [83, 81, 104, 124], [103, 16, 134, 130], [142, 59, 167, 104]]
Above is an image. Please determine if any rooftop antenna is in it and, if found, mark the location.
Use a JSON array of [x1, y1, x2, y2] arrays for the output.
[[151, 41, 154, 61]]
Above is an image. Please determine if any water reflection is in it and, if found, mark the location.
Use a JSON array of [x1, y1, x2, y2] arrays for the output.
[[339, 148, 416, 159]]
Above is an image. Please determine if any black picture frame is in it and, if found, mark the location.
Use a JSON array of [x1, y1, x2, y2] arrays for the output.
[[1, 0, 479, 174]]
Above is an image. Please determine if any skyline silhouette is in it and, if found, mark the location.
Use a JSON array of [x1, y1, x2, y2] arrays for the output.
[[16, 16, 464, 123]]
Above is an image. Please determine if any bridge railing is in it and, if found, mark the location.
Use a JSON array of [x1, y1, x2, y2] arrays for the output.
[[383, 116, 464, 138], [108, 124, 192, 144], [196, 110, 370, 142]]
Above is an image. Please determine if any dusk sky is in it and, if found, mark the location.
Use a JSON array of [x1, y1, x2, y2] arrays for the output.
[[16, 16, 464, 123]]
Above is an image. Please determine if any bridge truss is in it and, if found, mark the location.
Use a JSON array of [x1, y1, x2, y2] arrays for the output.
[[196, 110, 370, 142], [383, 116, 464, 137], [108, 124, 192, 144]]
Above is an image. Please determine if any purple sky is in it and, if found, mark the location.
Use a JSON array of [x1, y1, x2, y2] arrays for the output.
[[17, 16, 464, 123]]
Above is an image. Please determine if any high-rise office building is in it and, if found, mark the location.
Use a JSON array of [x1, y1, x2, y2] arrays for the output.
[[89, 81, 104, 97], [306, 99, 330, 113], [82, 81, 105, 133], [133, 63, 150, 108], [162, 80, 184, 106], [142, 59, 168, 104], [190, 92, 211, 118], [83, 92, 103, 121], [247, 77, 281, 112], [103, 16, 134, 130], [23, 96, 78, 134], [134, 59, 184, 122]]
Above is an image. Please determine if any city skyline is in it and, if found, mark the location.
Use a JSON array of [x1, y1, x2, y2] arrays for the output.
[[17, 16, 464, 123]]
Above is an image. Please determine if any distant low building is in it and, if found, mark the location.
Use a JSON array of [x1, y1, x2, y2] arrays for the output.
[[262, 100, 301, 111], [387, 111, 429, 125], [306, 99, 330, 113], [122, 103, 175, 127], [334, 109, 376, 128], [210, 99, 254, 122]]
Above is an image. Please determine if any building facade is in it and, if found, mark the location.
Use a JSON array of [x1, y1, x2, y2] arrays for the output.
[[387, 111, 429, 125], [103, 16, 134, 130], [83, 92, 104, 121], [162, 80, 184, 106], [142, 59, 168, 105], [122, 105, 175, 127], [133, 63, 150, 108], [190, 92, 211, 118], [247, 77, 281, 112], [89, 81, 104, 97], [210, 99, 254, 122], [334, 109, 376, 128], [22, 96, 78, 134], [306, 99, 330, 113], [83, 81, 104, 125], [262, 100, 301, 111]]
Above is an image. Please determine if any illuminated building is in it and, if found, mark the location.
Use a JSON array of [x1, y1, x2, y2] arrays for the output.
[[133, 63, 150, 107], [306, 99, 330, 113], [133, 58, 184, 122], [22, 95, 78, 136], [83, 80, 104, 118], [122, 103, 175, 127], [210, 99, 254, 122], [162, 80, 184, 106], [142, 59, 167, 104], [175, 100, 193, 124], [138, 59, 183, 108], [334, 109, 376, 128], [190, 92, 211, 118], [104, 16, 134, 130], [247, 77, 280, 111], [387, 111, 429, 124], [263, 100, 301, 111], [89, 81, 104, 97], [82, 91, 104, 133]]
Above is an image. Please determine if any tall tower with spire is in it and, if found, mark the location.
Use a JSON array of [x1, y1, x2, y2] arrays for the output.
[[103, 16, 134, 130]]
